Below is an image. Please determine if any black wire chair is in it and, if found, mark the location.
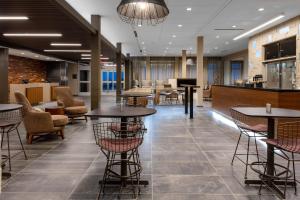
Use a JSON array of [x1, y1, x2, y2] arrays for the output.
[[93, 121, 146, 199], [1, 107, 27, 172], [230, 105, 268, 179], [259, 121, 300, 198]]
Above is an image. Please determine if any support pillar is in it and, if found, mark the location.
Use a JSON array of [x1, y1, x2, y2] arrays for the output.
[[146, 57, 151, 80], [174, 57, 179, 78], [0, 48, 9, 103], [116, 43, 122, 102], [182, 50, 187, 78], [125, 53, 130, 90], [196, 36, 204, 107], [90, 15, 101, 110]]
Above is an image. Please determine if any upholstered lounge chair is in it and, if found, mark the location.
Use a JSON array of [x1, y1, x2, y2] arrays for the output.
[[14, 92, 68, 144], [55, 87, 88, 123]]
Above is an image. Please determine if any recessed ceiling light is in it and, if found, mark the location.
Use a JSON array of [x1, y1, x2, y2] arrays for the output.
[[178, 24, 183, 27], [21, 52, 25, 55], [232, 25, 237, 28], [225, 41, 229, 45], [50, 43, 82, 46], [214, 47, 219, 50], [166, 47, 169, 50], [172, 34, 176, 38], [138, 24, 142, 27], [81, 54, 91, 57], [233, 14, 285, 40], [186, 7, 192, 11], [216, 35, 220, 39], [141, 41, 145, 44], [3, 33, 62, 37], [0, 16, 29, 20], [44, 49, 91, 52], [143, 47, 146, 49], [168, 42, 172, 45], [258, 8, 265, 12]]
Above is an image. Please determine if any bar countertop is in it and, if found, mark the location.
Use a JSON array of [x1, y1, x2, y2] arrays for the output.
[[213, 85, 300, 92]]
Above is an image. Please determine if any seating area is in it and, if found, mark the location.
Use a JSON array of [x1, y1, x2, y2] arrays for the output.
[[2, 1, 300, 200]]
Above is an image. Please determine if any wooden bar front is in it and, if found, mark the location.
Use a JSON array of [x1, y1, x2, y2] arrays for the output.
[[212, 85, 300, 116]]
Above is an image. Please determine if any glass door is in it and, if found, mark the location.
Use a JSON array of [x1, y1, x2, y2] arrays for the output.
[[266, 62, 280, 88], [281, 60, 296, 89], [102, 69, 125, 93], [266, 60, 296, 89], [79, 66, 91, 96]]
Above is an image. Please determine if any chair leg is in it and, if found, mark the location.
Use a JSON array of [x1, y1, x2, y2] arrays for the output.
[[28, 134, 33, 144], [16, 128, 27, 160], [85, 116, 88, 122], [292, 153, 297, 195], [1, 128, 5, 148], [6, 131, 11, 171], [254, 136, 260, 163], [284, 159, 291, 198], [60, 129, 65, 139], [244, 136, 251, 179], [231, 133, 242, 165]]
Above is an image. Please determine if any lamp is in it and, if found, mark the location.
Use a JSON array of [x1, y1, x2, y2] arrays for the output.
[[117, 0, 169, 26]]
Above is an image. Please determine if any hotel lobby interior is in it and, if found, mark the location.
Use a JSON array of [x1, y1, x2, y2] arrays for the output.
[[2, 0, 300, 199]]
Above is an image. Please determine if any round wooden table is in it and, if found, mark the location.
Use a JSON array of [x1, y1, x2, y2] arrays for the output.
[[232, 107, 300, 198], [85, 106, 156, 186]]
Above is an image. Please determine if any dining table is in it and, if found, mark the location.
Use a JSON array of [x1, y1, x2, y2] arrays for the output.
[[232, 106, 300, 198], [181, 84, 200, 119], [85, 105, 156, 186]]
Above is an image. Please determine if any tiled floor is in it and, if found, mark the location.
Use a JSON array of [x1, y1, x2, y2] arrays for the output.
[[1, 96, 300, 199]]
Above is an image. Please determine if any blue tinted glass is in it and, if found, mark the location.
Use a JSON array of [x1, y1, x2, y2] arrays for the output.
[[121, 72, 124, 81], [113, 72, 117, 80], [103, 72, 107, 81], [109, 72, 113, 81]]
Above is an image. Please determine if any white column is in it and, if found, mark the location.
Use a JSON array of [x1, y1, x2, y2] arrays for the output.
[[196, 36, 204, 106]]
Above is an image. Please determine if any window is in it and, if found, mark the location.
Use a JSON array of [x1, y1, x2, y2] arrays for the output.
[[230, 61, 243, 84], [207, 63, 217, 85]]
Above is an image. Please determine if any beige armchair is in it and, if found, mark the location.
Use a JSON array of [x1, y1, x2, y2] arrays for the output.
[[14, 92, 68, 144], [55, 87, 88, 123]]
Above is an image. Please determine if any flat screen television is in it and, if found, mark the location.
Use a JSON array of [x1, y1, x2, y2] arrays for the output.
[[177, 78, 197, 87]]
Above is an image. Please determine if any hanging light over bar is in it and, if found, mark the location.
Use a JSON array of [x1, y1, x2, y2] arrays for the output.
[[117, 0, 169, 26]]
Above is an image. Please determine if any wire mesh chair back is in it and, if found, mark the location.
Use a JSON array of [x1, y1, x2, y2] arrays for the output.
[[277, 121, 300, 153], [0, 107, 24, 129], [230, 105, 267, 134], [93, 121, 146, 153]]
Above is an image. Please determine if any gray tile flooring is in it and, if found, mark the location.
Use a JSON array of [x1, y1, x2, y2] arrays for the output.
[[1, 96, 300, 199]]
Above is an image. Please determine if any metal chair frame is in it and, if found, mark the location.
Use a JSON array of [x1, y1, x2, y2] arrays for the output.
[[259, 121, 300, 198], [93, 121, 146, 199], [230, 106, 268, 179], [1, 108, 27, 173]]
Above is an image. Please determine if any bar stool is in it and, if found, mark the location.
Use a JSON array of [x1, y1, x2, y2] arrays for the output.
[[230, 106, 268, 179], [93, 121, 146, 199], [1, 107, 27, 172], [259, 121, 300, 198]]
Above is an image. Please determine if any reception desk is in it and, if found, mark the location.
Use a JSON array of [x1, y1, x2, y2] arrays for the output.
[[10, 83, 59, 104], [212, 85, 300, 116]]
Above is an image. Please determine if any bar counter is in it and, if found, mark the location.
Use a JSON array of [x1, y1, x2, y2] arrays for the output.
[[212, 85, 300, 116]]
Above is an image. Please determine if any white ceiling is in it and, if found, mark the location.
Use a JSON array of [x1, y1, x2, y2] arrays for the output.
[[66, 0, 300, 57]]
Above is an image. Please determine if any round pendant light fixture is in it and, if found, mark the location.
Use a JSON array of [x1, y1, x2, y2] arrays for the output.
[[117, 0, 169, 26]]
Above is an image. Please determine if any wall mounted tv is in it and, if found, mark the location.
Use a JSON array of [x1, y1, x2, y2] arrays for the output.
[[177, 78, 197, 87]]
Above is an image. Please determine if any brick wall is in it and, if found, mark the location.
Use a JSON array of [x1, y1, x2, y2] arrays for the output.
[[8, 55, 47, 84]]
